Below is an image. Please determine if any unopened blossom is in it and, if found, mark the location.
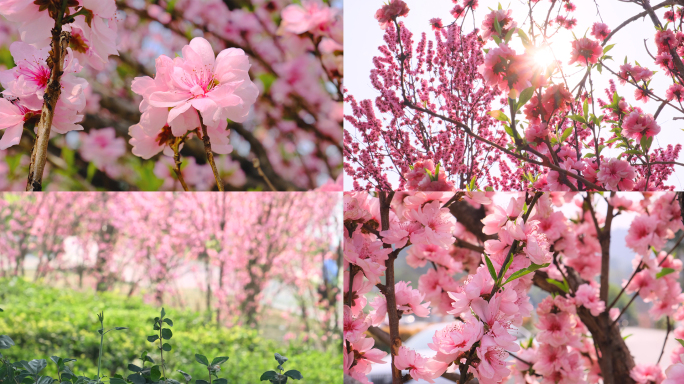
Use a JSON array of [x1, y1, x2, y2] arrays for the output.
[[568, 37, 602, 66]]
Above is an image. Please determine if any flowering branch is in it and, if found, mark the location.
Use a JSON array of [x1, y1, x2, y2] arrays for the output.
[[26, 0, 71, 191]]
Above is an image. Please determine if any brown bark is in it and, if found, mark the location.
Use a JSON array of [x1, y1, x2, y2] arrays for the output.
[[26, 6, 71, 191], [379, 192, 403, 384]]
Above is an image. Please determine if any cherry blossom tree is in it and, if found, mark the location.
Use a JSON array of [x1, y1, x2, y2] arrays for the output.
[[344, 0, 683, 191], [0, 0, 343, 191], [0, 191, 342, 343], [344, 191, 684, 384]]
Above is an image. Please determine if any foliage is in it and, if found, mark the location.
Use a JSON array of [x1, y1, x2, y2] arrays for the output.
[[0, 279, 341, 384]]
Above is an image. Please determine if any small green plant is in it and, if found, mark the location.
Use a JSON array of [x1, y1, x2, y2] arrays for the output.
[[190, 354, 229, 384], [0, 306, 311, 384], [259, 354, 302, 384], [96, 312, 128, 383]]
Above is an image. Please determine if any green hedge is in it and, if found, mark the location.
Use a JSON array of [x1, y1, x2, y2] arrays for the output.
[[0, 279, 341, 384]]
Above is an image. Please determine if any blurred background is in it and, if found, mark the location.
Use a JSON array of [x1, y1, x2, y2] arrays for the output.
[[0, 192, 343, 383]]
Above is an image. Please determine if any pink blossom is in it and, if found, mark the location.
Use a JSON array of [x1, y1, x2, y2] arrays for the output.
[[574, 283, 606, 316], [591, 22, 611, 40], [428, 316, 484, 359], [0, 42, 86, 115], [280, 0, 337, 35], [631, 364, 665, 384], [480, 9, 517, 41], [147, 37, 258, 126], [597, 158, 635, 191], [374, 0, 409, 30], [666, 84, 684, 102], [626, 215, 661, 255], [79, 128, 126, 169], [405, 200, 456, 248], [0, 98, 26, 150], [622, 110, 661, 140], [568, 37, 602, 66], [394, 346, 436, 383], [664, 363, 684, 384], [475, 335, 510, 383]]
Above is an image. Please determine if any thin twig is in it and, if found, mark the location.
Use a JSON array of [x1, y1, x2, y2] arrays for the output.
[[198, 115, 224, 191], [253, 159, 276, 191]]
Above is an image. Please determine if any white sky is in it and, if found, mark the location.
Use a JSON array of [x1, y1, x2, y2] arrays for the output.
[[344, 0, 684, 190]]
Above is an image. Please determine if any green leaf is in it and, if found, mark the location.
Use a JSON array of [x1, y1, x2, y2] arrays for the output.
[[284, 371, 303, 381], [274, 353, 288, 365], [567, 115, 586, 124], [110, 378, 127, 384], [22, 359, 47, 375], [195, 354, 209, 366], [518, 87, 535, 108], [583, 99, 589, 117], [150, 365, 162, 382], [517, 29, 531, 48], [86, 162, 97, 182], [161, 328, 173, 340], [114, 327, 128, 331], [493, 16, 502, 35], [0, 335, 14, 349], [147, 335, 159, 343], [503, 263, 550, 285], [260, 371, 278, 381], [128, 374, 145, 384], [640, 135, 653, 152], [488, 110, 510, 122], [163, 318, 173, 327], [162, 343, 172, 352], [214, 379, 227, 384], [177, 370, 192, 383], [128, 365, 142, 373], [210, 357, 229, 366], [622, 334, 633, 340], [657, 268, 675, 279], [603, 44, 615, 54], [677, 338, 684, 348], [484, 254, 498, 282], [160, 308, 166, 318], [560, 126, 573, 142], [546, 278, 569, 293]]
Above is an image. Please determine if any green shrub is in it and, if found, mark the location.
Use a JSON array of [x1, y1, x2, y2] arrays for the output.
[[0, 278, 341, 384]]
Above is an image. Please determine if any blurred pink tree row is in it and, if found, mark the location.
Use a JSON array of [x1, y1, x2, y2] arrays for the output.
[[0, 192, 342, 343], [0, 0, 342, 191]]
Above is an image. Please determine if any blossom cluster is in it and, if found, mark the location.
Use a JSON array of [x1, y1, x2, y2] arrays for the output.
[[0, 0, 119, 148], [0, 0, 343, 190], [344, 191, 684, 384], [344, 0, 683, 192]]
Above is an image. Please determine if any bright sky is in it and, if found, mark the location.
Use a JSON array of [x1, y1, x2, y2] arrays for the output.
[[344, 0, 684, 190]]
